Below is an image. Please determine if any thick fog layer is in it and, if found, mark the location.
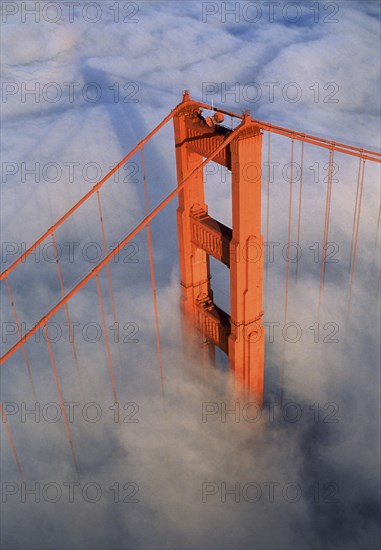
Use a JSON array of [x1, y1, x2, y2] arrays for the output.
[[1, 2, 380, 549]]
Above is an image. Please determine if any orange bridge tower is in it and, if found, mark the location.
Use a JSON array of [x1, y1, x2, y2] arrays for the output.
[[174, 92, 264, 403]]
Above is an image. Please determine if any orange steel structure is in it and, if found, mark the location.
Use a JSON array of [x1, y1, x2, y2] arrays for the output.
[[1, 91, 380, 480], [174, 91, 264, 401]]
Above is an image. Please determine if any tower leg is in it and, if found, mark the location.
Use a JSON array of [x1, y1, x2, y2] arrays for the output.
[[228, 128, 264, 404], [173, 99, 213, 366]]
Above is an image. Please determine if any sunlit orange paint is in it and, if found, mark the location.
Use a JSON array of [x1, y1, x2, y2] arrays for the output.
[[174, 92, 264, 403]]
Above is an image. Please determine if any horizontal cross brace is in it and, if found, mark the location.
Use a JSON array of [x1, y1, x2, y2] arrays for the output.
[[195, 298, 230, 355], [183, 117, 232, 168], [190, 207, 232, 267]]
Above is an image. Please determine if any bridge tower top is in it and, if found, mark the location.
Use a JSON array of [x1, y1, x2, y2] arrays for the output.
[[174, 93, 264, 402]]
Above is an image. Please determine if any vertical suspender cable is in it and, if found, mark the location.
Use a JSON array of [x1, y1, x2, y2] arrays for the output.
[[96, 191, 123, 374], [377, 203, 381, 294], [295, 140, 305, 279], [51, 232, 82, 393], [0, 401, 24, 481], [44, 326, 80, 478], [141, 148, 165, 397], [374, 201, 381, 254], [281, 137, 295, 404], [95, 273, 118, 403], [5, 277, 37, 401], [265, 131, 271, 280], [349, 158, 362, 273], [348, 159, 366, 311], [317, 148, 334, 320], [284, 137, 295, 325], [376, 201, 381, 244]]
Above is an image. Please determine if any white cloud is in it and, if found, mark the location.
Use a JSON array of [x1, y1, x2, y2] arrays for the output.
[[1, 2, 380, 549]]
